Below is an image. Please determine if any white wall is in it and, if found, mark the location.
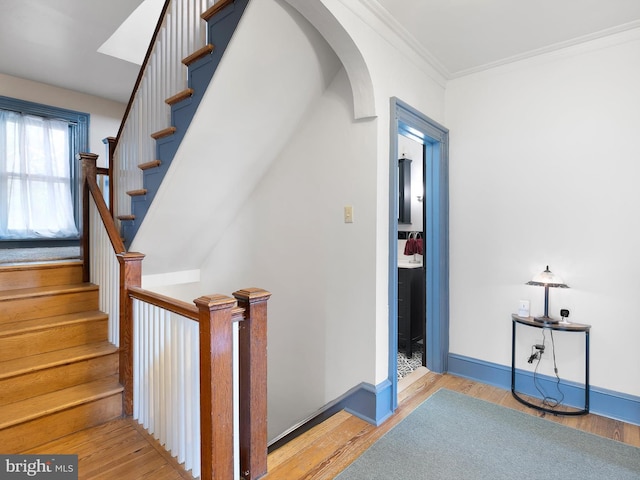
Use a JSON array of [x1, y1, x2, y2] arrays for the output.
[[0, 73, 125, 164], [446, 28, 640, 395], [313, 0, 446, 386], [133, 0, 343, 274], [143, 0, 448, 439], [192, 67, 377, 440]]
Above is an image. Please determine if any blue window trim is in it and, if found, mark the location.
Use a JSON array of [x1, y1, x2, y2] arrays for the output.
[[0, 96, 90, 243]]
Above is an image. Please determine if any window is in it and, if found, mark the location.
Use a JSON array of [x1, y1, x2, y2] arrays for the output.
[[0, 96, 89, 241]]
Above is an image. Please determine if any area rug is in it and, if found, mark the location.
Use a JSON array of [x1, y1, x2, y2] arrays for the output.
[[336, 389, 640, 480]]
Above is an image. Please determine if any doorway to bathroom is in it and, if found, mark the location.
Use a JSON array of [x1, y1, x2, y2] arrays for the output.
[[396, 132, 425, 379], [389, 98, 449, 410]]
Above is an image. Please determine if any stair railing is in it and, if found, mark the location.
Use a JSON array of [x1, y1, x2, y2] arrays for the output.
[[80, 153, 270, 480], [111, 0, 213, 230]]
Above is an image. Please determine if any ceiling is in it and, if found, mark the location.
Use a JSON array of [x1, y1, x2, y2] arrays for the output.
[[0, 0, 147, 104], [2, 0, 640, 104], [375, 0, 640, 77]]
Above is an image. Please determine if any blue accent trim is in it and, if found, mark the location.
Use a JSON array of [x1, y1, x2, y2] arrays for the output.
[[270, 379, 395, 448], [344, 380, 394, 426], [448, 353, 512, 388], [0, 95, 89, 235], [123, 0, 250, 247], [449, 353, 640, 426], [396, 99, 449, 375], [388, 104, 400, 411], [590, 386, 640, 425], [389, 98, 450, 385]]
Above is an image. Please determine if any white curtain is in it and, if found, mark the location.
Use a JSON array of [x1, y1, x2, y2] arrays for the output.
[[0, 110, 79, 239]]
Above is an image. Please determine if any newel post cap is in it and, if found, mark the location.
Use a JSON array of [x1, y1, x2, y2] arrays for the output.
[[194, 294, 237, 312]]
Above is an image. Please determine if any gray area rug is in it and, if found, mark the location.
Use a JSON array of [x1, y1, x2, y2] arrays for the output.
[[0, 247, 80, 264], [336, 389, 640, 480]]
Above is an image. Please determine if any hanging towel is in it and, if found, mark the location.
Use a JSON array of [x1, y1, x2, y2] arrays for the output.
[[404, 237, 416, 255], [416, 234, 423, 255], [403, 232, 423, 256], [404, 232, 419, 255]]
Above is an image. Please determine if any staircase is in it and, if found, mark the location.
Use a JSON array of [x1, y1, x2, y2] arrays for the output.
[[116, 0, 250, 247], [0, 260, 122, 453]]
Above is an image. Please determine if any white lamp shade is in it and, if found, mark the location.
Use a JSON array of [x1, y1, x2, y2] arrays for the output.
[[527, 266, 568, 288]]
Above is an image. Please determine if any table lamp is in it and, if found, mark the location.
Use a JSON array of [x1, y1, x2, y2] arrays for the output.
[[526, 265, 568, 323]]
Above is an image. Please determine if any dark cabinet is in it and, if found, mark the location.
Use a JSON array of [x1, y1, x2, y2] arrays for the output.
[[397, 266, 424, 357]]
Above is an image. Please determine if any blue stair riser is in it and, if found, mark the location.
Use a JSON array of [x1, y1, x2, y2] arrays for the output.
[[123, 0, 251, 248]]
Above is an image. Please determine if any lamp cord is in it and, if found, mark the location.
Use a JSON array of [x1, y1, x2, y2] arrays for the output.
[[532, 328, 565, 408]]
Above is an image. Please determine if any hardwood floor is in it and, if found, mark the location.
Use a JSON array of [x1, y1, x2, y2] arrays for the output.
[[264, 368, 640, 479], [25, 418, 195, 480], [24, 369, 640, 479]]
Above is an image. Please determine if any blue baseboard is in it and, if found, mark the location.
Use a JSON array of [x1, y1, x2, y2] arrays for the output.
[[302, 353, 640, 437], [448, 353, 640, 426], [344, 379, 394, 426], [268, 379, 394, 450]]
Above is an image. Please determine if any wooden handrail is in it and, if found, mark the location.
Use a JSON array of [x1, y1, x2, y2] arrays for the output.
[[128, 285, 246, 322], [115, 0, 172, 145], [127, 286, 269, 480], [80, 152, 270, 480], [80, 152, 128, 283], [79, 152, 145, 415], [128, 286, 198, 318], [79, 152, 125, 254]]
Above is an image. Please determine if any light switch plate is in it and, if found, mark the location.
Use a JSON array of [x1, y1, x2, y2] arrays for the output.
[[344, 205, 354, 223]]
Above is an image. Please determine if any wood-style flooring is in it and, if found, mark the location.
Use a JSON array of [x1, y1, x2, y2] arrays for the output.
[[26, 369, 640, 479], [264, 368, 640, 479], [25, 417, 196, 480]]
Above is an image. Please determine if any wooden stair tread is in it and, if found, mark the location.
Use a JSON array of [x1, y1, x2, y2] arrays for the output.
[[201, 0, 234, 21], [150, 126, 177, 140], [127, 189, 147, 197], [138, 160, 161, 170], [0, 260, 83, 291], [166, 88, 194, 105], [0, 310, 107, 337], [0, 258, 122, 451], [0, 259, 82, 274], [0, 282, 97, 300], [117, 214, 136, 221], [0, 341, 116, 380], [0, 375, 123, 430], [182, 44, 214, 66]]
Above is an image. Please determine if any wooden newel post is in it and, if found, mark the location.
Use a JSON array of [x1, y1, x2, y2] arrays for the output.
[[78, 152, 99, 283], [234, 288, 271, 480], [119, 252, 144, 416], [195, 294, 238, 480]]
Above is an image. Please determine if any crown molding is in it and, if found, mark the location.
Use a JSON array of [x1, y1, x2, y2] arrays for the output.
[[341, 1, 640, 82], [343, 0, 450, 86], [451, 19, 640, 79]]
